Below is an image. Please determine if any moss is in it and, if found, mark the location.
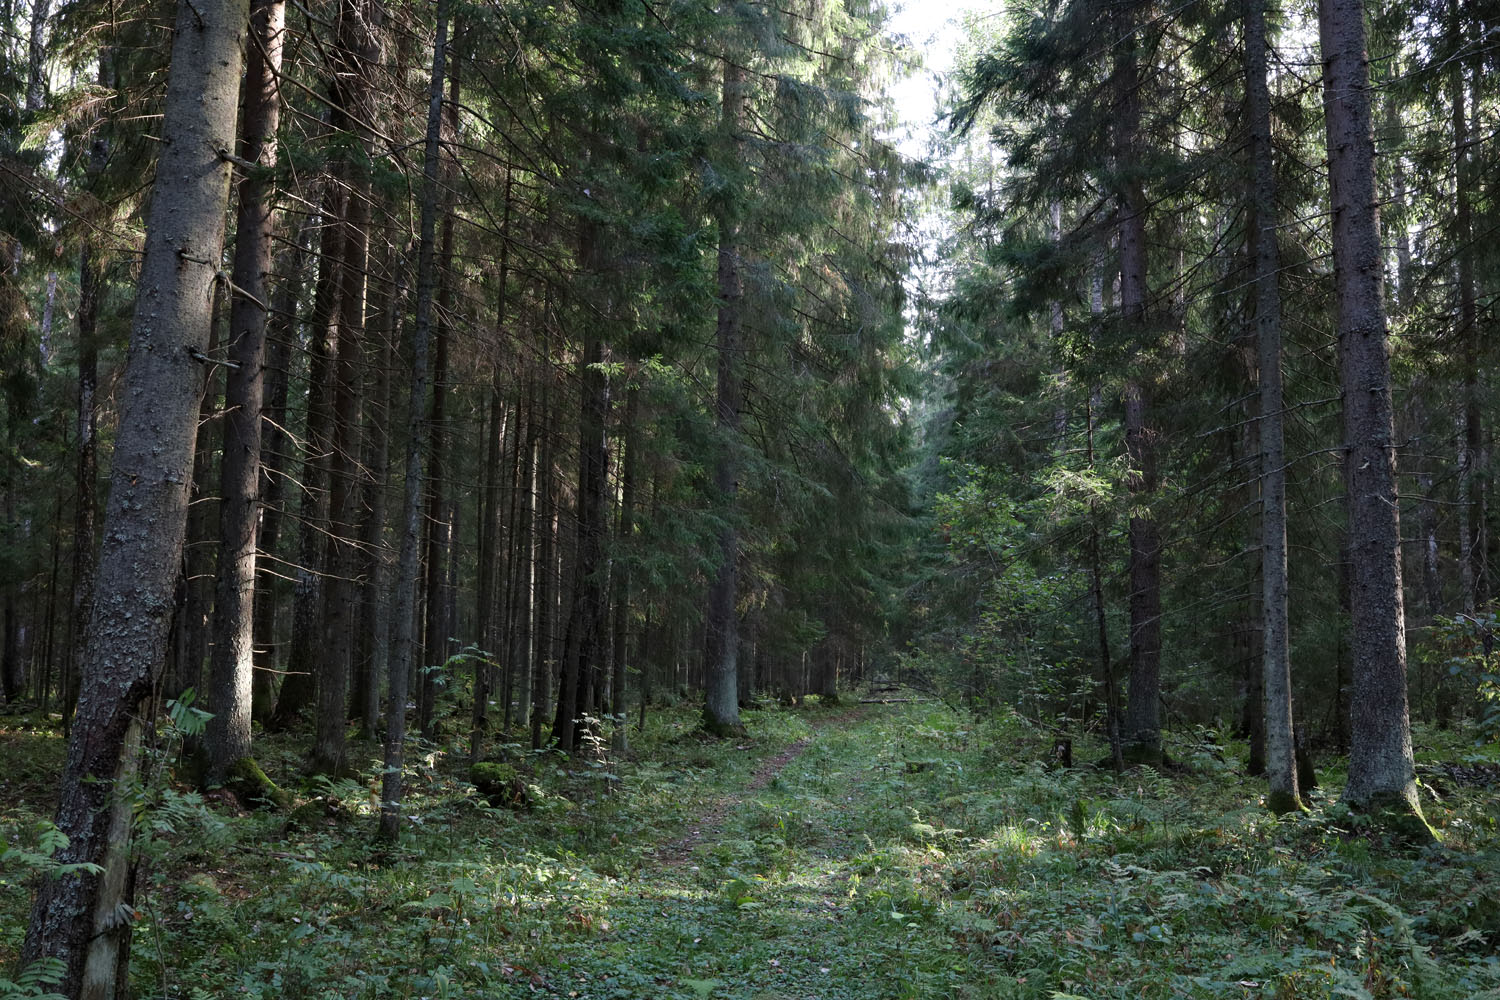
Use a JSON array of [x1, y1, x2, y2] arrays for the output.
[[222, 756, 292, 811], [471, 761, 518, 785], [700, 714, 747, 738], [470, 761, 528, 808], [1355, 791, 1442, 846], [1266, 789, 1308, 816]]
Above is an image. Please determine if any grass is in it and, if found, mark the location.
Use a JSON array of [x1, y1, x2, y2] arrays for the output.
[[3, 699, 1500, 999]]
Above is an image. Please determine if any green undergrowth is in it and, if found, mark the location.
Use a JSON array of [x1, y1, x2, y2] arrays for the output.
[[3, 702, 1500, 999]]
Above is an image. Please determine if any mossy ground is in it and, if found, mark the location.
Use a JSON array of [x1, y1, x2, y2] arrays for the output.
[[2, 701, 1499, 999]]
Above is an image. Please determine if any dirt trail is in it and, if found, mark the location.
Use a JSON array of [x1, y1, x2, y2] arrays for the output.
[[651, 706, 864, 867]]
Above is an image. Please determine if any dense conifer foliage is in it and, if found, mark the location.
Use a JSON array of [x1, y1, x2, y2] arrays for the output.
[[1, 0, 1499, 994]]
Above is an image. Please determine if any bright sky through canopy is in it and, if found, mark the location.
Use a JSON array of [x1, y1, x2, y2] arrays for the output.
[[884, 1, 992, 157]]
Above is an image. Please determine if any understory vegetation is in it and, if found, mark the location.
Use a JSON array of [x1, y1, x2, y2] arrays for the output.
[[4, 699, 1498, 1000]]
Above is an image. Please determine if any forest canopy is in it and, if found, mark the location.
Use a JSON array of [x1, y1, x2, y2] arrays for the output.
[[1, 0, 1499, 995]]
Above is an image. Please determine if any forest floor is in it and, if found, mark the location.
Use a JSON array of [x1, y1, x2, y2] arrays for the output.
[[4, 694, 1500, 999]]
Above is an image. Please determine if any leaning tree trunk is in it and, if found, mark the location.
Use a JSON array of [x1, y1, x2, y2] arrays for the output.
[[206, 0, 285, 787], [1318, 0, 1426, 832], [380, 0, 447, 840], [1245, 0, 1301, 814], [703, 59, 748, 737], [21, 0, 248, 992]]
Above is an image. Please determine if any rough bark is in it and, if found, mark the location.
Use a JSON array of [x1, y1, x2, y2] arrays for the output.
[[206, 0, 285, 783], [21, 0, 248, 990], [1318, 0, 1427, 830]]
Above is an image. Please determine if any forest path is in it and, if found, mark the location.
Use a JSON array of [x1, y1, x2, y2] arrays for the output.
[[651, 704, 866, 869], [519, 700, 978, 1000]]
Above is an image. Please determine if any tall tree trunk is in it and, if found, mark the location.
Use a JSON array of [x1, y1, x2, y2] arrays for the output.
[[66, 47, 115, 730], [174, 293, 224, 701], [21, 0, 248, 990], [471, 179, 511, 755], [532, 351, 556, 749], [1, 419, 21, 706], [1245, 0, 1301, 814], [206, 0, 286, 784], [1086, 266, 1122, 768], [25, 0, 51, 112], [270, 182, 346, 727], [1318, 0, 1425, 828], [509, 380, 536, 732], [420, 41, 463, 740], [471, 393, 501, 756], [703, 59, 747, 736], [553, 219, 611, 752], [380, 0, 448, 840], [495, 393, 521, 728], [252, 214, 314, 721], [1450, 16, 1480, 618], [420, 237, 452, 738], [611, 385, 638, 751], [1116, 22, 1161, 763], [311, 0, 381, 778], [357, 243, 399, 739]]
